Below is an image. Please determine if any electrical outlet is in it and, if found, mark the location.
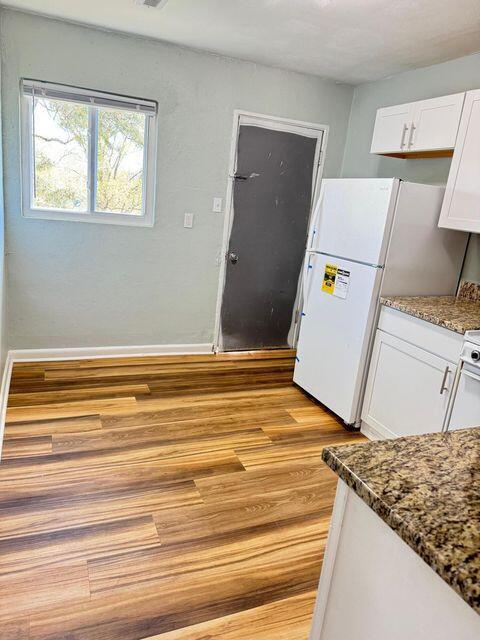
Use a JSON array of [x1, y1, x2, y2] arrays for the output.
[[184, 212, 194, 228], [212, 197, 223, 213]]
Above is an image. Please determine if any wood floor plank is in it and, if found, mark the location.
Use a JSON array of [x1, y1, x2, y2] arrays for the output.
[[0, 619, 30, 640], [6, 396, 138, 424], [287, 406, 338, 423], [51, 425, 273, 455], [7, 383, 151, 407], [98, 397, 308, 433], [154, 481, 336, 545], [236, 436, 363, 469], [36, 349, 294, 372], [0, 450, 245, 504], [43, 358, 295, 382], [2, 351, 364, 639], [0, 515, 161, 576], [145, 372, 294, 396], [50, 406, 296, 454], [1, 435, 52, 460], [28, 518, 324, 639], [0, 561, 90, 622], [146, 590, 317, 640], [0, 481, 202, 540], [262, 418, 356, 443], [88, 516, 325, 596], [0, 432, 264, 481], [195, 459, 336, 503], [3, 415, 103, 438]]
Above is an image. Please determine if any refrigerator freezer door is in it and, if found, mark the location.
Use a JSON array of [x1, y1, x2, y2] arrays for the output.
[[309, 178, 398, 266], [294, 253, 383, 424]]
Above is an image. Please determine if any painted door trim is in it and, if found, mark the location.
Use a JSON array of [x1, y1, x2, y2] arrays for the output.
[[213, 109, 329, 352]]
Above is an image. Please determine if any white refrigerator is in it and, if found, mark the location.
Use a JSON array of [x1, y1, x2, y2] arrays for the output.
[[293, 178, 468, 427]]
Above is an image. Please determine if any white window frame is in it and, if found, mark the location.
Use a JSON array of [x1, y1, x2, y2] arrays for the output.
[[20, 79, 158, 227]]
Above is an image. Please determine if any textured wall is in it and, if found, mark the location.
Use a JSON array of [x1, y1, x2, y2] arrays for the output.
[[1, 9, 354, 349], [341, 52, 480, 284], [0, 34, 5, 367]]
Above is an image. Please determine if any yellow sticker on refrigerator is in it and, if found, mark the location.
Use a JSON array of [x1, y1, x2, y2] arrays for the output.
[[322, 263, 350, 299], [322, 263, 337, 294]]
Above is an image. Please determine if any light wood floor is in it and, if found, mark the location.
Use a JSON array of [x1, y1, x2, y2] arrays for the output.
[[0, 350, 364, 639]]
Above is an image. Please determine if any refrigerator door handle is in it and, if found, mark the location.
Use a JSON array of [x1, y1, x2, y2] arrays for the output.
[[306, 189, 325, 251], [314, 251, 383, 269], [302, 253, 316, 310]]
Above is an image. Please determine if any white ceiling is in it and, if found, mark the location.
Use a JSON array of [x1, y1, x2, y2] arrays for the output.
[[3, 0, 480, 84]]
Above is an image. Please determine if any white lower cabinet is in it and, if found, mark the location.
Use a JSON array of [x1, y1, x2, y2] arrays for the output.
[[362, 330, 453, 438], [361, 307, 463, 439], [309, 483, 480, 640]]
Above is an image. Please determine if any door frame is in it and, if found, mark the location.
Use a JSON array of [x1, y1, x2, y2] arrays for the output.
[[213, 110, 329, 352]]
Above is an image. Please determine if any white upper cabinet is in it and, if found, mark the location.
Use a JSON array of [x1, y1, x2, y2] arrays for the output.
[[370, 92, 465, 156], [438, 89, 480, 233], [370, 102, 415, 154], [411, 93, 465, 152]]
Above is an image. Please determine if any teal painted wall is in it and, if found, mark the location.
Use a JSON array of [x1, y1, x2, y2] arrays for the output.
[[2, 9, 478, 353], [0, 13, 5, 368], [0, 9, 354, 349], [341, 52, 480, 283]]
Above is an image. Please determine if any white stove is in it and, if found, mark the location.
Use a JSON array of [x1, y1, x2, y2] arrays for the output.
[[461, 330, 480, 368], [443, 329, 480, 431]]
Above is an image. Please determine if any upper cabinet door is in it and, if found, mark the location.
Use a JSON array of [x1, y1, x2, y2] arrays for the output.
[[370, 102, 414, 154], [410, 93, 465, 152], [438, 89, 480, 234]]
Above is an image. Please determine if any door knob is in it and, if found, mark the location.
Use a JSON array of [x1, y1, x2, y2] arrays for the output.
[[229, 252, 239, 264]]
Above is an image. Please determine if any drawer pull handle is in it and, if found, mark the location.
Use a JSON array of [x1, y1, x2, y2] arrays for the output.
[[440, 366, 450, 394], [408, 123, 416, 148]]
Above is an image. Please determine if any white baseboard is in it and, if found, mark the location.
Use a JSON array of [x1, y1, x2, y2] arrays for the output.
[[8, 343, 214, 362], [0, 353, 14, 460]]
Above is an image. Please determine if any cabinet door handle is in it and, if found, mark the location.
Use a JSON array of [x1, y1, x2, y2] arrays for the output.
[[400, 123, 409, 148], [408, 123, 416, 148], [439, 366, 450, 394]]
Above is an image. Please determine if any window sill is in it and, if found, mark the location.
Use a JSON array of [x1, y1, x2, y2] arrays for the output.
[[22, 208, 154, 228]]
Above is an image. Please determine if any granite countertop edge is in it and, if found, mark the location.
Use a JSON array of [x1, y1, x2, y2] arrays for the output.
[[321, 447, 478, 614], [380, 295, 480, 335]]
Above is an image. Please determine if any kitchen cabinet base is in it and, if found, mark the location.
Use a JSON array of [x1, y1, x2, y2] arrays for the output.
[[310, 481, 480, 640], [377, 149, 454, 159]]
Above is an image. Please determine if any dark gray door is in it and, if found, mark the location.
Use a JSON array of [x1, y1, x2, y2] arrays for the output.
[[220, 124, 320, 351]]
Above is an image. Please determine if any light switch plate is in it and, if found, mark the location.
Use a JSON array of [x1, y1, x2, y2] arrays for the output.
[[212, 197, 223, 213], [184, 212, 194, 228]]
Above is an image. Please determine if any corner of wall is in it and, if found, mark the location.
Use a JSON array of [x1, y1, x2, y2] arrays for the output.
[[339, 85, 359, 178], [0, 7, 6, 373]]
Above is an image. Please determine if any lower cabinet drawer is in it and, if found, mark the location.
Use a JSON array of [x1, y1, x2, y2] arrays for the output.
[[361, 329, 454, 438], [378, 306, 463, 363]]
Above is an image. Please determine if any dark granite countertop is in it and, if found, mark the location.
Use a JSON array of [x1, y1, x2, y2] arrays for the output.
[[380, 295, 480, 334], [322, 428, 480, 613]]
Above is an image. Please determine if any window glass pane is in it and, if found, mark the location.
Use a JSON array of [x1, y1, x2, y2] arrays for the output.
[[96, 108, 145, 215], [33, 97, 88, 211]]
